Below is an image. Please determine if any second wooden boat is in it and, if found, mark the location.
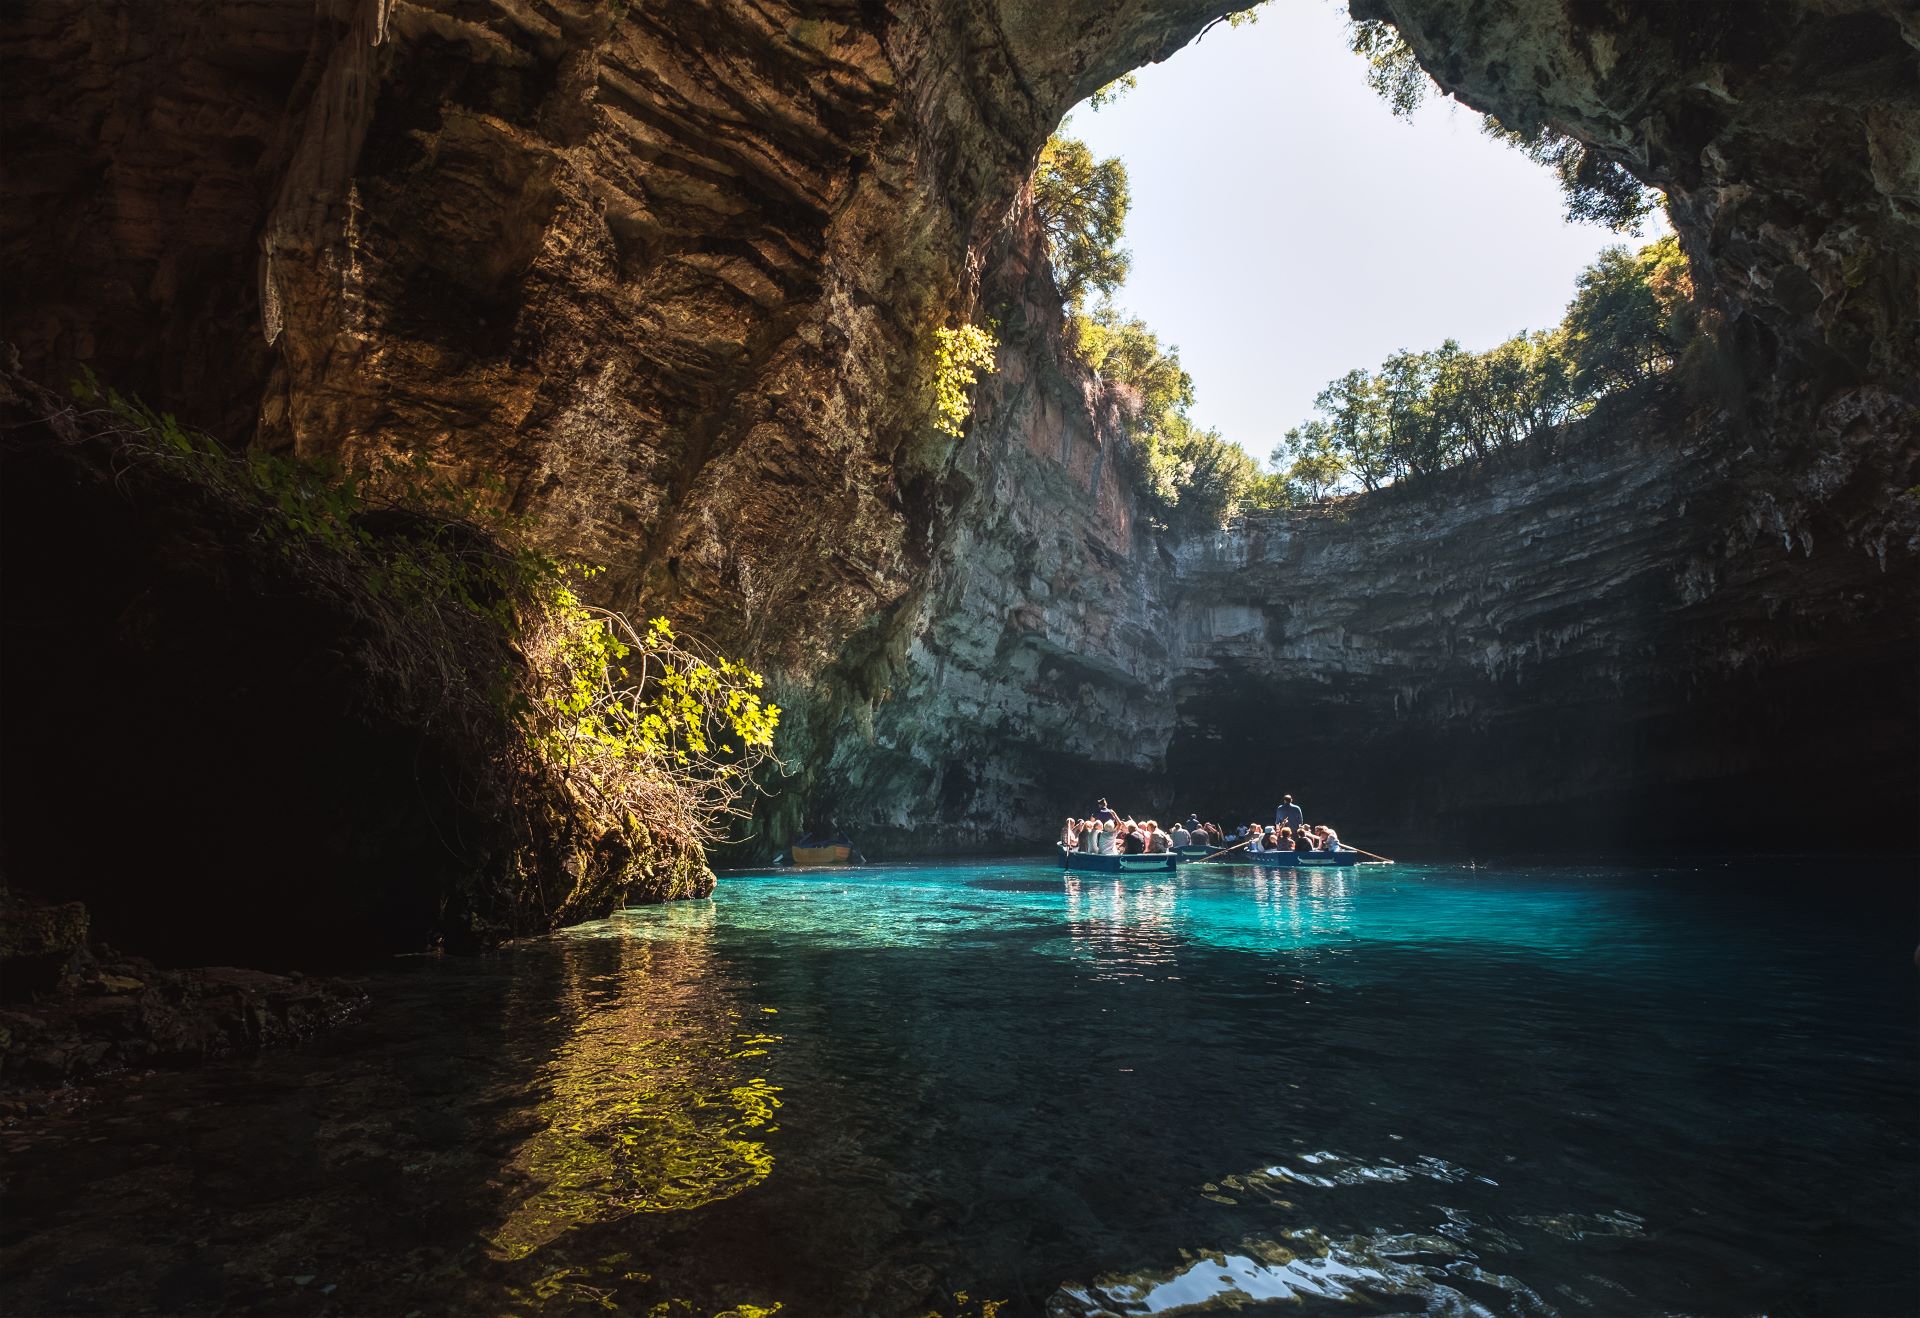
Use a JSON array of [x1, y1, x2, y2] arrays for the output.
[[789, 843, 856, 866]]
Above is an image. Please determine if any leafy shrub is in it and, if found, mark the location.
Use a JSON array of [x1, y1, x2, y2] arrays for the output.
[[931, 323, 999, 437]]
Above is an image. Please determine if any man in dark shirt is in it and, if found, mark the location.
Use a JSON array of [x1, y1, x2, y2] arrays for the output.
[[1275, 795, 1304, 832], [1094, 797, 1117, 824]]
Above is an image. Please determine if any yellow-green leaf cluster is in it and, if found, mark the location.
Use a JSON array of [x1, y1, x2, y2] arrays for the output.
[[930, 324, 998, 437]]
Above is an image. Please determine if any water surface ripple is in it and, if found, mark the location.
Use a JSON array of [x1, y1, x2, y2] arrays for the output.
[[2, 861, 1914, 1316]]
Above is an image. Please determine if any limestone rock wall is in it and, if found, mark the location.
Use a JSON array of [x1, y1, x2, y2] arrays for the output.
[[1, 0, 1241, 683], [2, 0, 1914, 880], [1161, 385, 1919, 850]]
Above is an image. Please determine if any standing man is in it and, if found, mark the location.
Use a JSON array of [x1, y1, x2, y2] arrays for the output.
[[1275, 794, 1304, 833], [1094, 797, 1117, 824]]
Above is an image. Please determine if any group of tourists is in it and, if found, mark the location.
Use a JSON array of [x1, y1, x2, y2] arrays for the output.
[[1060, 793, 1346, 856]]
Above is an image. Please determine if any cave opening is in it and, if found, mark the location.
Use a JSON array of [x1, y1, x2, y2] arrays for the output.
[[1046, 0, 1673, 495], [927, 0, 1916, 857]]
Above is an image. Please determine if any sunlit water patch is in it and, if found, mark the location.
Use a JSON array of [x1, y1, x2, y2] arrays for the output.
[[0, 860, 1913, 1316]]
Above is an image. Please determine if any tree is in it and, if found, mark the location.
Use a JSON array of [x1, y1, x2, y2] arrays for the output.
[[1348, 19, 1432, 119], [1272, 422, 1345, 500], [1073, 302, 1193, 420], [1313, 369, 1396, 491], [1563, 241, 1682, 393], [1033, 135, 1131, 310], [1158, 417, 1261, 530]]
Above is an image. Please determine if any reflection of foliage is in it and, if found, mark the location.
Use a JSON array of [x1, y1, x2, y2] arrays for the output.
[[491, 938, 786, 1269], [931, 323, 999, 436]]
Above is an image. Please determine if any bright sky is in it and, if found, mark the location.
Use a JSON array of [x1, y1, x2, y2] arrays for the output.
[[1067, 0, 1668, 466]]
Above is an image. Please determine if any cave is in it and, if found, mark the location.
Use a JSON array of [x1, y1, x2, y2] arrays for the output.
[[1, 2, 1916, 1313], [0, 1, 1914, 948], [0, 2, 1912, 960]]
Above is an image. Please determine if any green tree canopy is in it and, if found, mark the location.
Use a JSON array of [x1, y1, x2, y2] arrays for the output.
[[1273, 237, 1691, 496], [1033, 135, 1132, 310], [1564, 235, 1690, 393]]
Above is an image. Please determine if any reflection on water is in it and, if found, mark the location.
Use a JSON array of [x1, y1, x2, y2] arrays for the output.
[[1064, 878, 1182, 980], [489, 918, 783, 1265]]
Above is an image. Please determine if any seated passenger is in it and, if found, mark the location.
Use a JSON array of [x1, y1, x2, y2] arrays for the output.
[[1145, 822, 1171, 854], [1121, 824, 1147, 855], [1170, 823, 1191, 849], [1078, 818, 1098, 853], [1062, 817, 1080, 850], [1321, 825, 1342, 852], [1272, 827, 1295, 853]]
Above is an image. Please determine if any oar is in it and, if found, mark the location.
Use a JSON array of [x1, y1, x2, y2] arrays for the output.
[[1195, 837, 1256, 863], [1344, 843, 1395, 863]]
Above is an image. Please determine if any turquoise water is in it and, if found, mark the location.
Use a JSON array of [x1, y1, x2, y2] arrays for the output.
[[3, 860, 1915, 1315]]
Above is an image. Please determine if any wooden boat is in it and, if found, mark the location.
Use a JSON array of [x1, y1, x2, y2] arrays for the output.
[[1059, 845, 1178, 874], [789, 843, 856, 866]]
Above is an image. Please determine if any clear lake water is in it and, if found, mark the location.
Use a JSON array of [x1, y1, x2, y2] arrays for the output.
[[2, 859, 1915, 1316]]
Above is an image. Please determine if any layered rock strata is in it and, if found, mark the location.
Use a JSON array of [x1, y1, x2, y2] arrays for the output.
[[0, 0, 1913, 929]]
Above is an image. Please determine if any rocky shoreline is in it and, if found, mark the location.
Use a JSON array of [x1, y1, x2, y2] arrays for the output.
[[0, 890, 368, 1109]]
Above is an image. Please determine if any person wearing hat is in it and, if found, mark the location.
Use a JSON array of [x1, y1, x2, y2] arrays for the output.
[[1274, 794, 1304, 833]]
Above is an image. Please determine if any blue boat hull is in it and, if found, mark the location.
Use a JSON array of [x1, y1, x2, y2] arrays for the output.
[[1185, 847, 1359, 867], [1058, 846, 1179, 874]]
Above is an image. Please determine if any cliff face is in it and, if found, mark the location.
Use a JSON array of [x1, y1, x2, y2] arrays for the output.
[[1, 0, 1237, 681], [1, 0, 1915, 913], [810, 328, 1917, 855], [1163, 387, 1918, 850]]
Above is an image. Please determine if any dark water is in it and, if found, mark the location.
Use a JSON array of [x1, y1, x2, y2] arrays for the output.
[[3, 861, 1916, 1316]]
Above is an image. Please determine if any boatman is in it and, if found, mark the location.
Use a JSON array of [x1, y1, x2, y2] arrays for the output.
[[1275, 794, 1304, 833], [1093, 797, 1117, 824]]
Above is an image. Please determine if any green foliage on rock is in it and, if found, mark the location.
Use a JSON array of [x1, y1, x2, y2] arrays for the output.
[[1348, 18, 1432, 119], [1070, 303, 1261, 530], [66, 373, 778, 912], [1482, 118, 1656, 234], [930, 323, 1000, 437]]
